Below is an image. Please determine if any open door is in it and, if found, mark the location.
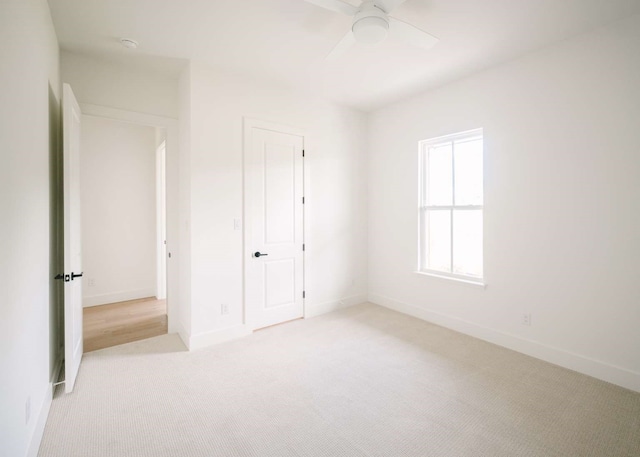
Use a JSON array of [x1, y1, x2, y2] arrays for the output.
[[62, 83, 83, 393]]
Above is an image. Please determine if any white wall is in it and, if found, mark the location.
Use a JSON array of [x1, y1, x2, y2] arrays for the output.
[[80, 116, 157, 307], [177, 66, 192, 340], [180, 63, 368, 346], [0, 1, 60, 456], [368, 15, 640, 392], [60, 52, 178, 118]]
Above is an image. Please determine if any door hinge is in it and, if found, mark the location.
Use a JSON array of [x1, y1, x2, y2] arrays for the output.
[[303, 291, 306, 299], [302, 244, 305, 251], [302, 149, 305, 157], [302, 196, 305, 204]]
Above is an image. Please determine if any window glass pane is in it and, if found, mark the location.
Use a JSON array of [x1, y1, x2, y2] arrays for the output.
[[427, 143, 452, 206], [427, 210, 451, 272], [453, 210, 483, 277], [454, 138, 483, 206]]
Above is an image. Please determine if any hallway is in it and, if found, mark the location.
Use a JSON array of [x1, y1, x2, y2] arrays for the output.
[[83, 298, 167, 352]]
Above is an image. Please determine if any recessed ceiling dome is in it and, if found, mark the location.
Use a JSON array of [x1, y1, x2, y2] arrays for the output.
[[120, 38, 139, 49]]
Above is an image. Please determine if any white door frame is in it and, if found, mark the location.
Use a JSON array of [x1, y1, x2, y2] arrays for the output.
[[156, 140, 167, 300], [79, 103, 179, 333], [242, 117, 306, 330]]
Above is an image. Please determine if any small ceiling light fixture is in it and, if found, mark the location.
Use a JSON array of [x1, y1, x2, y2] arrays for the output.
[[351, 2, 389, 45], [120, 38, 139, 49]]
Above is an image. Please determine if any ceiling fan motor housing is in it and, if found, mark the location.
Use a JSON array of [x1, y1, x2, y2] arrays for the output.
[[352, 1, 390, 44]]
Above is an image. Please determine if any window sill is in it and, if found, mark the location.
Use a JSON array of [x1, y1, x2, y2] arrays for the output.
[[414, 271, 486, 289]]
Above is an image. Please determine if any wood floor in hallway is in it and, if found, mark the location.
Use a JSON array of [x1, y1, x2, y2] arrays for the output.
[[83, 297, 167, 353]]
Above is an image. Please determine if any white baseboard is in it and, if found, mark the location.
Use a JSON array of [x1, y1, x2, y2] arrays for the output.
[[26, 383, 53, 457], [369, 293, 640, 393], [305, 293, 368, 319], [188, 324, 251, 351], [83, 288, 156, 307]]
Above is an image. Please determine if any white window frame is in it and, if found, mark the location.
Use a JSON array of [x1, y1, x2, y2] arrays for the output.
[[418, 128, 484, 285]]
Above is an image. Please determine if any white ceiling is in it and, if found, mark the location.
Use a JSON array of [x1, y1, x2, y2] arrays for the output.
[[48, 0, 640, 111]]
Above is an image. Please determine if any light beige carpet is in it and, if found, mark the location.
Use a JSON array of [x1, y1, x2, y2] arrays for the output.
[[39, 303, 640, 456]]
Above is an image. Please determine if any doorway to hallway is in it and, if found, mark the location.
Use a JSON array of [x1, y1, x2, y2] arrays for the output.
[[80, 115, 167, 352]]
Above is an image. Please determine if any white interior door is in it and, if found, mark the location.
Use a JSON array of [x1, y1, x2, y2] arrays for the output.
[[245, 121, 304, 330], [62, 83, 83, 393]]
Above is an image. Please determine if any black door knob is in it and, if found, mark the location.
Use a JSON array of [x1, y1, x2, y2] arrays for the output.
[[254, 251, 268, 258]]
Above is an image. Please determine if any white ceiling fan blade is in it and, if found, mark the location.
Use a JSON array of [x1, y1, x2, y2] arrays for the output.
[[304, 0, 358, 16], [326, 31, 356, 60], [389, 17, 439, 50], [375, 0, 408, 14]]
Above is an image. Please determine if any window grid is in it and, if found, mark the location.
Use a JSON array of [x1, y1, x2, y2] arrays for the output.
[[419, 129, 483, 281]]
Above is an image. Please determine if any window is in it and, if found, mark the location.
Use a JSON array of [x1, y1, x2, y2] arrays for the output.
[[419, 129, 483, 282]]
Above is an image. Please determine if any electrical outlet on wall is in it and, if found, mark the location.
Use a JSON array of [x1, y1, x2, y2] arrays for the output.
[[522, 313, 532, 326], [88, 277, 95, 287], [221, 304, 229, 315]]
